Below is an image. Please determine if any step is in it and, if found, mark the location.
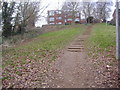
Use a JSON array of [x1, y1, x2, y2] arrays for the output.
[[68, 47, 84, 49], [69, 45, 84, 47], [67, 49, 84, 52], [75, 39, 85, 42]]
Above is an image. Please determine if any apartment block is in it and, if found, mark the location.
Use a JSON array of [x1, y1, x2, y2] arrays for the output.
[[47, 10, 81, 25]]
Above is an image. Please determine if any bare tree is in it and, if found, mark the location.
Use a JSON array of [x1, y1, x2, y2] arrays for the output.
[[81, 0, 113, 23], [61, 1, 81, 24], [95, 0, 113, 22], [0, 1, 2, 25], [81, 1, 95, 21], [13, 0, 49, 34], [18, 2, 40, 27]]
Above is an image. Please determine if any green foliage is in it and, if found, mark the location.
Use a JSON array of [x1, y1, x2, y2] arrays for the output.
[[2, 2, 15, 37]]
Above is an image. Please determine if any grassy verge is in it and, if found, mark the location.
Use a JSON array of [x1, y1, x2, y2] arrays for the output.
[[2, 25, 71, 46], [3, 25, 85, 63], [2, 25, 85, 83], [86, 24, 118, 88], [86, 23, 116, 55]]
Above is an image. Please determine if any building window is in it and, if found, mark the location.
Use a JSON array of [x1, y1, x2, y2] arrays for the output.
[[75, 18, 80, 21], [57, 22, 62, 24], [65, 19, 67, 22], [56, 11, 62, 14], [49, 17, 55, 21], [56, 17, 62, 20], [67, 18, 72, 21], [49, 11, 54, 16], [49, 22, 54, 24]]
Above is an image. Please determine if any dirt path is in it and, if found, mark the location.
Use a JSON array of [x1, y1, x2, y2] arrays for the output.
[[40, 25, 101, 88]]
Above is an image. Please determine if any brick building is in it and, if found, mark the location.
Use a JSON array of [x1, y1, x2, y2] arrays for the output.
[[47, 10, 81, 25]]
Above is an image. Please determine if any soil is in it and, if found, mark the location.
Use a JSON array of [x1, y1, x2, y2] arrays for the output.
[[2, 25, 119, 88], [41, 25, 119, 88]]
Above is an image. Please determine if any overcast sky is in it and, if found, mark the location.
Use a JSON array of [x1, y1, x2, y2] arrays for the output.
[[35, 0, 116, 27]]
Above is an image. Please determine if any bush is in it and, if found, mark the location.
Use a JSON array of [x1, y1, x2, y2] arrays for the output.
[[109, 19, 116, 25], [3, 29, 43, 46]]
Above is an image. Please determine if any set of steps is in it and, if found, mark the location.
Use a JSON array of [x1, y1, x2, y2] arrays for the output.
[[67, 37, 85, 52]]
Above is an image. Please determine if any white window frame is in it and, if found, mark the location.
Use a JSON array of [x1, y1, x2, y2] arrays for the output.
[[56, 17, 62, 20], [49, 22, 54, 24], [49, 17, 55, 21], [49, 11, 54, 16], [56, 11, 62, 14], [57, 22, 62, 24], [67, 18, 72, 21], [75, 18, 80, 21]]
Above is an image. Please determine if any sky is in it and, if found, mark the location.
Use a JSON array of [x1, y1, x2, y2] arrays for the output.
[[35, 0, 64, 27], [27, 0, 116, 27]]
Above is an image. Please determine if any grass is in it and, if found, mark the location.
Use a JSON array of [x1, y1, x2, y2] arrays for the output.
[[3, 25, 85, 72], [86, 23, 116, 54], [3, 23, 116, 69]]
